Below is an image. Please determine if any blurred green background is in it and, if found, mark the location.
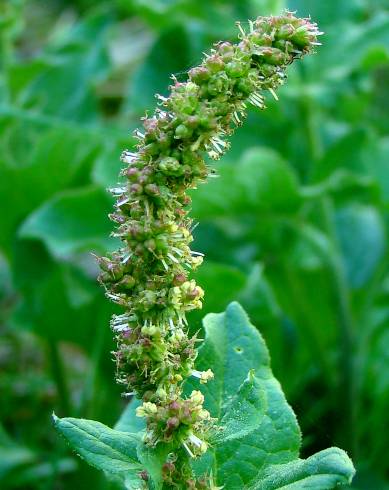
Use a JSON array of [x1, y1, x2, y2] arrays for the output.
[[1, 0, 388, 488]]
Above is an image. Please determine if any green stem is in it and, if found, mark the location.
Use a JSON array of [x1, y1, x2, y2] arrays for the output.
[[47, 339, 72, 416]]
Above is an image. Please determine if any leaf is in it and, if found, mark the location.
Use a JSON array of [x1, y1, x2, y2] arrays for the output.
[[115, 398, 145, 433], [137, 443, 171, 490], [186, 302, 300, 486], [9, 240, 113, 346], [128, 0, 283, 35], [301, 12, 389, 83], [301, 169, 379, 204], [187, 302, 355, 489], [237, 263, 282, 322], [0, 429, 35, 479], [335, 204, 386, 288], [189, 261, 247, 326], [92, 137, 133, 187], [313, 129, 384, 182], [53, 415, 143, 480], [213, 370, 266, 445], [19, 186, 117, 259], [0, 116, 101, 255], [114, 400, 170, 489], [7, 12, 112, 121], [249, 447, 355, 489], [287, 0, 363, 26], [191, 147, 301, 220], [127, 26, 193, 112]]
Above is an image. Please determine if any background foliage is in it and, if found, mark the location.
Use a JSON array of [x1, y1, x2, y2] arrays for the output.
[[0, 0, 388, 488]]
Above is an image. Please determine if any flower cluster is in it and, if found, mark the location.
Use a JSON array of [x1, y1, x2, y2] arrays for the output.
[[99, 11, 320, 488], [136, 390, 212, 456]]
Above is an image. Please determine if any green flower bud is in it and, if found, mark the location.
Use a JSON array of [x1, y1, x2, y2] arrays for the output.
[[205, 54, 224, 73], [175, 124, 193, 139], [145, 183, 160, 196], [189, 66, 210, 84], [158, 157, 182, 176], [277, 23, 295, 40], [250, 31, 272, 46], [217, 41, 234, 60], [116, 275, 136, 291], [225, 60, 247, 78]]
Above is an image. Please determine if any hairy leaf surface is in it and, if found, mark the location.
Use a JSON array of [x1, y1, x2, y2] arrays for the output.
[[187, 302, 355, 489], [53, 415, 142, 482]]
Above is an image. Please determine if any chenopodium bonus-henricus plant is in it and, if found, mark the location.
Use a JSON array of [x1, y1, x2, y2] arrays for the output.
[[55, 12, 354, 489], [96, 12, 322, 488]]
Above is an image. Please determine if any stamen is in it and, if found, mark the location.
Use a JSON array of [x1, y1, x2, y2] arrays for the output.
[[248, 92, 265, 108], [191, 369, 214, 383], [235, 21, 246, 37], [268, 87, 279, 101], [189, 433, 203, 448], [134, 130, 145, 139], [121, 151, 138, 164], [190, 222, 199, 232], [108, 186, 127, 196], [183, 442, 195, 458], [117, 196, 130, 207], [111, 313, 132, 325], [155, 94, 168, 103], [232, 111, 241, 125], [112, 323, 129, 333], [106, 293, 123, 304], [172, 247, 184, 256], [121, 252, 132, 264], [167, 253, 179, 264]]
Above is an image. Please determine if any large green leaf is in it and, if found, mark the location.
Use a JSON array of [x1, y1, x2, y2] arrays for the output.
[[0, 425, 35, 480], [115, 399, 171, 489], [7, 12, 112, 121], [212, 370, 266, 445], [137, 443, 171, 490], [185, 302, 300, 486], [53, 415, 143, 480], [248, 447, 355, 489], [191, 147, 301, 220], [115, 398, 145, 434], [19, 186, 116, 259], [128, 26, 193, 112], [187, 302, 355, 489], [335, 204, 386, 288], [287, 0, 364, 26], [189, 261, 248, 327], [0, 116, 101, 254]]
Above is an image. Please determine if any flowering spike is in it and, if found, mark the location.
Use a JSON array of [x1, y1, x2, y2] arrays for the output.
[[98, 11, 320, 488]]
